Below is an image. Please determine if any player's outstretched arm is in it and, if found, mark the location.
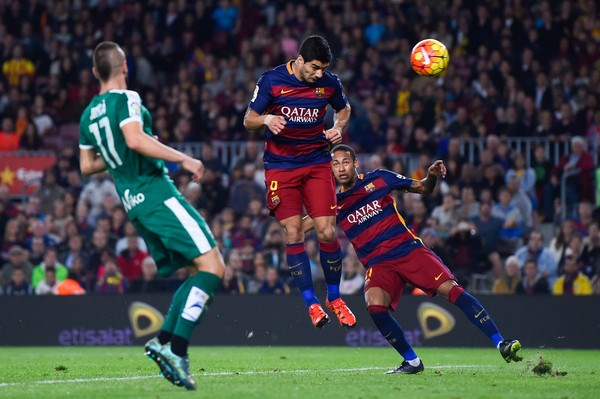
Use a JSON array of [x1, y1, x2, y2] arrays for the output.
[[409, 160, 446, 195], [79, 148, 108, 176], [243, 108, 286, 134], [122, 122, 205, 182]]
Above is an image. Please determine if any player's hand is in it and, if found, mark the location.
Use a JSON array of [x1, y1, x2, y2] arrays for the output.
[[324, 127, 343, 144], [264, 115, 286, 134], [428, 160, 446, 178], [182, 157, 205, 183]]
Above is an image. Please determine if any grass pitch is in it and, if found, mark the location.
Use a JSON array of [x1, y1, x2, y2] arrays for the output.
[[0, 346, 598, 399]]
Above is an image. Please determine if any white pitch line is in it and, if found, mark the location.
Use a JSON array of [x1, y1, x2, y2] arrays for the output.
[[0, 365, 491, 388]]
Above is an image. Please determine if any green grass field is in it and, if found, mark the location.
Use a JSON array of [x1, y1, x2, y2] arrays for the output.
[[0, 346, 598, 399]]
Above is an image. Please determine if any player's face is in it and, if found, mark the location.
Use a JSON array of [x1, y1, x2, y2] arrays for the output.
[[331, 150, 358, 185], [298, 57, 328, 84]]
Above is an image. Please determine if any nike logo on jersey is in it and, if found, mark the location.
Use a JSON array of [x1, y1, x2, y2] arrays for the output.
[[280, 89, 294, 94], [434, 272, 443, 281], [337, 204, 345, 209], [326, 259, 341, 264], [474, 309, 485, 319], [330, 205, 337, 210], [289, 263, 303, 269]]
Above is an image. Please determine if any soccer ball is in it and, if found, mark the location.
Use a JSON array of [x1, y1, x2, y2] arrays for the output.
[[410, 39, 449, 77]]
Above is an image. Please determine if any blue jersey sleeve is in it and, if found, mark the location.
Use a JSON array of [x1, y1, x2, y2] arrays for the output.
[[377, 169, 414, 191], [329, 75, 348, 112], [248, 72, 273, 115]]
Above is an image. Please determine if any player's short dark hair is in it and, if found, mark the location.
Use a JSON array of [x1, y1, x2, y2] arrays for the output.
[[93, 41, 125, 82], [331, 144, 356, 161], [298, 35, 332, 64]]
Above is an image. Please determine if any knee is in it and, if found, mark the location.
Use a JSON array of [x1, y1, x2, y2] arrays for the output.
[[316, 224, 336, 242], [283, 224, 304, 243]]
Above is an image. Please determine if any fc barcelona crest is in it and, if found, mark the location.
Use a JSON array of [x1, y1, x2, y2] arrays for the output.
[[364, 182, 376, 192], [315, 87, 325, 98]]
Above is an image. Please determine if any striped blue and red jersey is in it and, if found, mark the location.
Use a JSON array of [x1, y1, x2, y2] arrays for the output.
[[248, 60, 348, 170], [336, 169, 425, 268]]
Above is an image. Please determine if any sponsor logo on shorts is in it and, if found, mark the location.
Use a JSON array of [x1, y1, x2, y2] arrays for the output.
[[121, 189, 146, 212]]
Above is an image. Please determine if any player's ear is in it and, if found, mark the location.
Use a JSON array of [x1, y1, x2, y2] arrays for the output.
[[92, 67, 99, 80], [297, 55, 304, 66]]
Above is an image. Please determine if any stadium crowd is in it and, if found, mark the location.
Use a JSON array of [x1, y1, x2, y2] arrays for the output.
[[1, 0, 600, 297]]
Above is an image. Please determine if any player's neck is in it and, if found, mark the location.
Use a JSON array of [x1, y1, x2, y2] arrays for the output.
[[99, 77, 128, 94], [291, 59, 303, 82]]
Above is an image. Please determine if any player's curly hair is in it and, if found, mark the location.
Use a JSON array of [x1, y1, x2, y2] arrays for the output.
[[298, 35, 332, 64], [331, 144, 356, 161]]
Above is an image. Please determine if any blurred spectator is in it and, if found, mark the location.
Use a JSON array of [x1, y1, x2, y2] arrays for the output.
[[77, 174, 119, 225], [491, 186, 524, 256], [572, 201, 594, 237], [24, 219, 58, 251], [1, 220, 26, 260], [457, 186, 480, 220], [129, 257, 166, 294], [444, 220, 483, 288], [33, 169, 65, 216], [19, 123, 42, 150], [0, 116, 19, 151], [549, 219, 578, 269], [55, 271, 86, 295], [31, 247, 67, 289], [492, 256, 521, 295], [35, 266, 57, 295], [552, 254, 593, 295], [0, 245, 33, 290], [545, 136, 594, 219], [430, 193, 459, 240], [219, 265, 246, 294], [96, 258, 128, 295], [405, 198, 429, 236], [505, 152, 537, 209], [246, 263, 267, 294], [4, 268, 33, 296], [115, 221, 148, 255], [258, 267, 290, 295], [116, 235, 148, 282], [513, 230, 558, 287], [515, 259, 550, 295], [339, 252, 364, 295], [2, 44, 35, 87], [228, 162, 265, 217]]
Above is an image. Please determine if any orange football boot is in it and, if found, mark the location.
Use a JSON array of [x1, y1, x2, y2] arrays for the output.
[[308, 303, 330, 329], [326, 298, 357, 328]]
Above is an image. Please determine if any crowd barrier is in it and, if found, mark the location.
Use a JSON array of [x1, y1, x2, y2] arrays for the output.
[[1, 294, 598, 348]]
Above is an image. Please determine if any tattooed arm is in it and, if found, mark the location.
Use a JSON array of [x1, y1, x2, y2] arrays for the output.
[[408, 160, 446, 195]]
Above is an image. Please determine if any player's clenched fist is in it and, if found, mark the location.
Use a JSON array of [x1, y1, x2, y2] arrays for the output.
[[182, 157, 205, 183], [428, 160, 446, 178], [324, 127, 343, 144], [264, 114, 287, 134]]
